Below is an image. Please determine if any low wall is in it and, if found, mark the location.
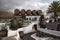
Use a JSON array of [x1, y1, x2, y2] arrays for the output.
[[37, 28, 60, 39]]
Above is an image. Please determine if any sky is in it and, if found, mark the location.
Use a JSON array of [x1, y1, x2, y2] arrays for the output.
[[0, 0, 60, 13]]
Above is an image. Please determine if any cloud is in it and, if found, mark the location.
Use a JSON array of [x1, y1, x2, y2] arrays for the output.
[[0, 0, 26, 11], [14, 0, 50, 11], [0, 0, 60, 12]]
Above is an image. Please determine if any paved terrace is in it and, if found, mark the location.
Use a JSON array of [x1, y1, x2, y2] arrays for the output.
[[1, 21, 60, 40]]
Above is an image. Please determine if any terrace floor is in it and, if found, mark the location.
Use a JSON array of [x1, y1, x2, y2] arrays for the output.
[[2, 32, 60, 40]]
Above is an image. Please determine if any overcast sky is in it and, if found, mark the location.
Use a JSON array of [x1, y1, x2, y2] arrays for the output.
[[0, 0, 60, 13]]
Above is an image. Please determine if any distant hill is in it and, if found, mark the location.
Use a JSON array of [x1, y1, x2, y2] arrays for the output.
[[0, 10, 14, 19]]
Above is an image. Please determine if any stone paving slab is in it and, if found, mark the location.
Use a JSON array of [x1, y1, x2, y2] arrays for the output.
[[2, 32, 35, 40], [22, 32, 35, 40], [2, 36, 17, 40]]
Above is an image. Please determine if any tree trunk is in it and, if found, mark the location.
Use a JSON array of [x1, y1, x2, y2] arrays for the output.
[[54, 12, 58, 22]]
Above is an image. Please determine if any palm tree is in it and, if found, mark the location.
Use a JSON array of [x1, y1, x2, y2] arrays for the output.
[[26, 10, 32, 16], [37, 10, 43, 16], [21, 9, 26, 19], [14, 9, 20, 16], [47, 1, 60, 20]]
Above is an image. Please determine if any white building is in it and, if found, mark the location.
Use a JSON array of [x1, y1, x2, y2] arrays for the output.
[[26, 16, 40, 22]]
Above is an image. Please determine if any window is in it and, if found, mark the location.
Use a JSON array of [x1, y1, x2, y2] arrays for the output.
[[34, 17, 37, 21], [29, 18, 31, 20], [26, 18, 28, 20]]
